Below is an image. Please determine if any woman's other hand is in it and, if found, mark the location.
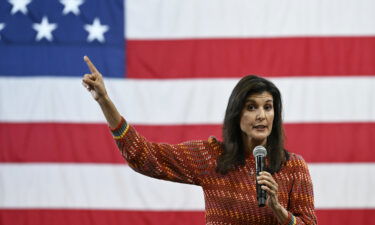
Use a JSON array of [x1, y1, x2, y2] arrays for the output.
[[82, 56, 108, 102], [257, 171, 280, 210]]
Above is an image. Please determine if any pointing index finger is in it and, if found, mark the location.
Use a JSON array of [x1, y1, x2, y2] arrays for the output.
[[84, 55, 99, 74]]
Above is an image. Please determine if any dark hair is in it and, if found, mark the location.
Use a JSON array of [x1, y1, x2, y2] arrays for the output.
[[217, 75, 288, 174]]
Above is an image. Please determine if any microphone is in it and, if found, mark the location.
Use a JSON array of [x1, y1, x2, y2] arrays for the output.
[[253, 145, 267, 207]]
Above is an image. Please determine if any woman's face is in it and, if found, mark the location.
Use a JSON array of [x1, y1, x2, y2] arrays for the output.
[[240, 91, 274, 146]]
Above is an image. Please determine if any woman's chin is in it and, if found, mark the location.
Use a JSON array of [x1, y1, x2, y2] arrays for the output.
[[250, 136, 268, 145]]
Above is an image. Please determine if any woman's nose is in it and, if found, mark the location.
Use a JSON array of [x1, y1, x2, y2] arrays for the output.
[[256, 109, 266, 120]]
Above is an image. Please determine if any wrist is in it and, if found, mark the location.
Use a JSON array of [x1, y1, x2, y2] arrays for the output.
[[270, 202, 282, 212], [270, 203, 289, 224], [97, 94, 110, 105]]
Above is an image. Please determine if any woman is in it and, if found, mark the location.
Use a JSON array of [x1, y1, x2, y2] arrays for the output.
[[82, 56, 317, 225]]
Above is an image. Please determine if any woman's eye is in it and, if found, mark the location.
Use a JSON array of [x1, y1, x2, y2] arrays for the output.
[[264, 105, 273, 111], [247, 105, 256, 111]]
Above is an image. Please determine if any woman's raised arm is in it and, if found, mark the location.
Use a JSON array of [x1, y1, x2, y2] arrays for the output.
[[82, 56, 122, 129]]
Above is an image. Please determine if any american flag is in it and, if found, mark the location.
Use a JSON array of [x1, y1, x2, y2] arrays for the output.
[[1, 0, 375, 224]]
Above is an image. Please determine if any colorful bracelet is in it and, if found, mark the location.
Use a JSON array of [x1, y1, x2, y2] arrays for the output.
[[111, 117, 129, 140], [281, 212, 296, 225], [287, 214, 297, 225]]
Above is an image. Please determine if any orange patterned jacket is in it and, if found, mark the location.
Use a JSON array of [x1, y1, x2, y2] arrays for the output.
[[111, 117, 317, 225]]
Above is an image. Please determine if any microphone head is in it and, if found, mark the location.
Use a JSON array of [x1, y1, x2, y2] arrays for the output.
[[253, 146, 267, 157]]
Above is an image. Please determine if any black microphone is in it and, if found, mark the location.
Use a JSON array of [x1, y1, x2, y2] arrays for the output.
[[253, 145, 267, 207]]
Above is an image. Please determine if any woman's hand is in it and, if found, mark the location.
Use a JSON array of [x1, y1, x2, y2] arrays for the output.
[[257, 171, 289, 223], [82, 55, 122, 128], [82, 56, 108, 102], [257, 171, 280, 210]]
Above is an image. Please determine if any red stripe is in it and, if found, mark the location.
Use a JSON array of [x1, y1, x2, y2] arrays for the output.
[[126, 37, 375, 78], [0, 209, 205, 225], [0, 209, 374, 225], [1, 122, 374, 163], [315, 209, 375, 225], [0, 123, 124, 164], [284, 122, 375, 163]]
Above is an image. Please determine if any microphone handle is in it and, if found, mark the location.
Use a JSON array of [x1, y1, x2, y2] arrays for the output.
[[256, 156, 267, 207]]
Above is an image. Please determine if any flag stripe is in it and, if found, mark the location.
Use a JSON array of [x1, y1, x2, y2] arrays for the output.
[[1, 77, 375, 123], [1, 209, 375, 225], [1, 163, 374, 209], [126, 37, 375, 78], [1, 122, 375, 163], [315, 209, 375, 224], [125, 0, 375, 39], [0, 164, 205, 210], [0, 210, 205, 225]]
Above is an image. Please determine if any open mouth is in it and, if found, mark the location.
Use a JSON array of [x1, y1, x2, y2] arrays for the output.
[[253, 125, 267, 130]]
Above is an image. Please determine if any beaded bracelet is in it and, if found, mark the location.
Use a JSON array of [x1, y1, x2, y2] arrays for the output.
[[281, 212, 296, 225], [111, 117, 129, 140]]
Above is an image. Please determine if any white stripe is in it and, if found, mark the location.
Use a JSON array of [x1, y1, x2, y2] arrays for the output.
[[1, 76, 375, 124], [310, 163, 375, 209], [0, 163, 374, 209], [126, 0, 375, 39], [0, 164, 204, 210]]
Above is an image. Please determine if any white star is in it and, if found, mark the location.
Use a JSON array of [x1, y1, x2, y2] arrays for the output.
[[84, 18, 109, 43], [32, 16, 58, 41], [8, 0, 32, 15], [0, 23, 5, 40], [60, 0, 84, 16]]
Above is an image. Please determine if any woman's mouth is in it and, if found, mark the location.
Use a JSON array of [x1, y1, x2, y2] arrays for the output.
[[253, 125, 267, 130]]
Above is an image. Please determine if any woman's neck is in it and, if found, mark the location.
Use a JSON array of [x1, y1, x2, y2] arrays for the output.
[[242, 134, 267, 155]]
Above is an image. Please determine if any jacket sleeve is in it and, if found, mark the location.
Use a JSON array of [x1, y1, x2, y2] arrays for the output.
[[282, 155, 317, 225], [110, 117, 217, 186]]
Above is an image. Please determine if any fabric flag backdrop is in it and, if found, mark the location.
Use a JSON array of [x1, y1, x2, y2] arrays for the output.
[[1, 0, 375, 224]]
